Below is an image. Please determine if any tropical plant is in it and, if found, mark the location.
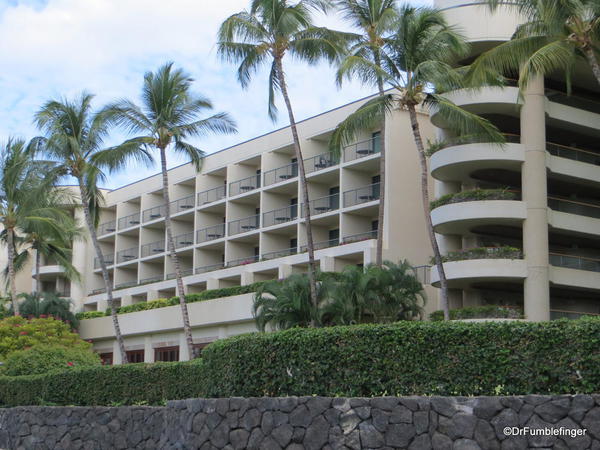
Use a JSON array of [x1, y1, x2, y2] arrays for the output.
[[330, 0, 399, 266], [218, 0, 350, 320], [328, 5, 505, 320], [0, 138, 71, 315], [33, 93, 153, 364], [103, 63, 236, 359], [16, 292, 79, 329], [470, 0, 600, 90], [1, 344, 101, 376]]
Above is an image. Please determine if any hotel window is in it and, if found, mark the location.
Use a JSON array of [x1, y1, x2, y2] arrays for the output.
[[99, 352, 113, 366], [155, 346, 179, 362], [126, 350, 144, 364]]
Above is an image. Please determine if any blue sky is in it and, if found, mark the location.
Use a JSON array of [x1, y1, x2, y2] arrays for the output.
[[0, 0, 431, 189]]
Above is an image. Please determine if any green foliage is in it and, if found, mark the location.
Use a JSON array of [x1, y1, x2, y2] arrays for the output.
[[435, 246, 523, 264], [1, 344, 101, 376], [200, 319, 600, 397], [75, 311, 106, 320], [430, 305, 524, 321], [17, 292, 79, 328], [0, 316, 91, 360], [0, 360, 205, 407], [429, 189, 517, 210]]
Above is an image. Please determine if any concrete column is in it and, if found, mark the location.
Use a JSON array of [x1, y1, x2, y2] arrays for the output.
[[121, 294, 133, 307], [147, 290, 160, 301], [320, 256, 335, 272], [207, 278, 220, 290], [241, 271, 255, 286], [97, 298, 108, 312], [144, 336, 154, 363], [278, 264, 293, 279], [112, 340, 122, 365], [363, 247, 376, 266], [179, 333, 190, 361], [70, 208, 88, 307], [521, 76, 550, 321]]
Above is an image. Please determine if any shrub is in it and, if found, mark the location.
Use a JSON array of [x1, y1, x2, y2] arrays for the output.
[[1, 344, 101, 376], [200, 319, 600, 397], [0, 316, 91, 359], [430, 305, 524, 321], [434, 246, 523, 264], [75, 311, 106, 320], [0, 360, 205, 406], [430, 188, 517, 210]]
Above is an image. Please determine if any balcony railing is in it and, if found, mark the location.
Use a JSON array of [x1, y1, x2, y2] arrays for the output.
[[94, 253, 114, 269], [173, 231, 194, 249], [341, 230, 377, 244], [412, 265, 431, 285], [300, 238, 339, 252], [171, 194, 195, 214], [304, 152, 337, 174], [302, 194, 339, 217], [142, 204, 166, 222], [141, 240, 166, 258], [197, 223, 226, 243], [343, 183, 380, 207], [115, 280, 137, 290], [195, 262, 225, 274], [227, 255, 260, 267], [262, 247, 297, 260], [263, 205, 298, 227], [546, 142, 600, 166], [116, 247, 139, 264], [90, 287, 106, 295], [229, 215, 260, 236], [550, 253, 600, 272], [198, 185, 226, 205], [548, 196, 600, 219], [166, 268, 193, 279], [229, 174, 260, 196], [264, 162, 298, 186], [118, 212, 141, 230], [140, 275, 164, 284], [98, 220, 116, 235], [343, 136, 381, 162]]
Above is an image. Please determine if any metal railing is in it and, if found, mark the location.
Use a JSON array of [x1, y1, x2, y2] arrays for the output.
[[195, 262, 225, 274], [546, 142, 600, 166], [54, 288, 71, 298], [197, 223, 226, 243], [304, 152, 337, 174], [174, 231, 194, 249], [115, 280, 137, 290], [141, 240, 166, 258], [142, 204, 166, 222], [98, 220, 116, 235], [140, 275, 164, 284], [262, 247, 297, 260], [550, 253, 600, 273], [341, 230, 378, 244], [264, 162, 298, 186], [412, 265, 431, 285], [166, 268, 193, 279], [300, 238, 339, 252], [198, 185, 226, 205], [302, 194, 339, 216], [116, 247, 139, 264], [227, 255, 260, 267], [118, 212, 141, 230], [343, 136, 381, 162], [548, 196, 600, 219], [229, 214, 260, 236], [545, 86, 600, 115], [94, 253, 114, 269], [343, 183, 380, 207], [263, 205, 298, 227], [90, 287, 106, 295], [229, 174, 260, 196], [550, 309, 600, 320], [171, 194, 195, 214]]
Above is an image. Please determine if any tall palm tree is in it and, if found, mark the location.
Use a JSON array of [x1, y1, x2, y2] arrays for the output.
[[0, 138, 68, 315], [330, 0, 398, 266], [470, 0, 600, 89], [33, 93, 153, 364], [104, 63, 236, 359], [329, 6, 505, 320], [217, 0, 349, 318]]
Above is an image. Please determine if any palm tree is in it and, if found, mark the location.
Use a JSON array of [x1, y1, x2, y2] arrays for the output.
[[16, 292, 79, 329], [217, 0, 350, 319], [330, 0, 398, 266], [0, 138, 68, 315], [104, 63, 236, 359], [329, 6, 505, 320], [470, 0, 600, 90], [33, 93, 153, 364]]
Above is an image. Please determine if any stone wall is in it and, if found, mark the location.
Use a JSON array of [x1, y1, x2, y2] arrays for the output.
[[1, 395, 599, 449]]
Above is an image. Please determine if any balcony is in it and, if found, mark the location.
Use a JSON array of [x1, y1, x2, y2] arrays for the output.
[[166, 269, 194, 279], [195, 262, 225, 274], [343, 136, 380, 162], [140, 275, 164, 284], [173, 232, 194, 249], [115, 280, 137, 290], [227, 255, 260, 267], [198, 185, 226, 205], [229, 174, 260, 197], [550, 253, 600, 273], [548, 197, 600, 219], [343, 183, 380, 208], [300, 238, 339, 252], [142, 194, 195, 223], [142, 204, 166, 222], [304, 152, 337, 174], [116, 247, 139, 264], [341, 230, 377, 244], [118, 212, 141, 230], [94, 253, 115, 269], [264, 162, 297, 186], [263, 205, 298, 228], [197, 224, 226, 243], [98, 220, 116, 236], [229, 215, 260, 236], [302, 194, 339, 217], [262, 247, 297, 260], [140, 240, 165, 258]]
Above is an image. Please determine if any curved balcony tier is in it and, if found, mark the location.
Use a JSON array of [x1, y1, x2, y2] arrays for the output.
[[430, 259, 527, 288], [31, 265, 66, 280]]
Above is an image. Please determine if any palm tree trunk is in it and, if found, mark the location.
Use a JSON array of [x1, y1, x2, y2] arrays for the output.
[[159, 146, 196, 360], [76, 177, 128, 363], [407, 103, 450, 321], [583, 48, 600, 86], [275, 57, 319, 324], [374, 53, 386, 267], [35, 248, 41, 294], [7, 229, 19, 315]]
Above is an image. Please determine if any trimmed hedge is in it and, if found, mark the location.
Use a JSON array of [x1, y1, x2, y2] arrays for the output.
[[1, 344, 101, 376], [76, 311, 106, 320], [200, 319, 600, 397], [435, 246, 523, 264], [430, 305, 524, 321], [0, 360, 206, 407], [430, 188, 517, 210]]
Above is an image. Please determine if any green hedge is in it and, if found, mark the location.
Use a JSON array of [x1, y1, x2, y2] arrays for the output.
[[430, 305, 524, 321], [434, 246, 523, 264], [200, 319, 600, 397], [430, 188, 517, 210], [0, 360, 206, 407]]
